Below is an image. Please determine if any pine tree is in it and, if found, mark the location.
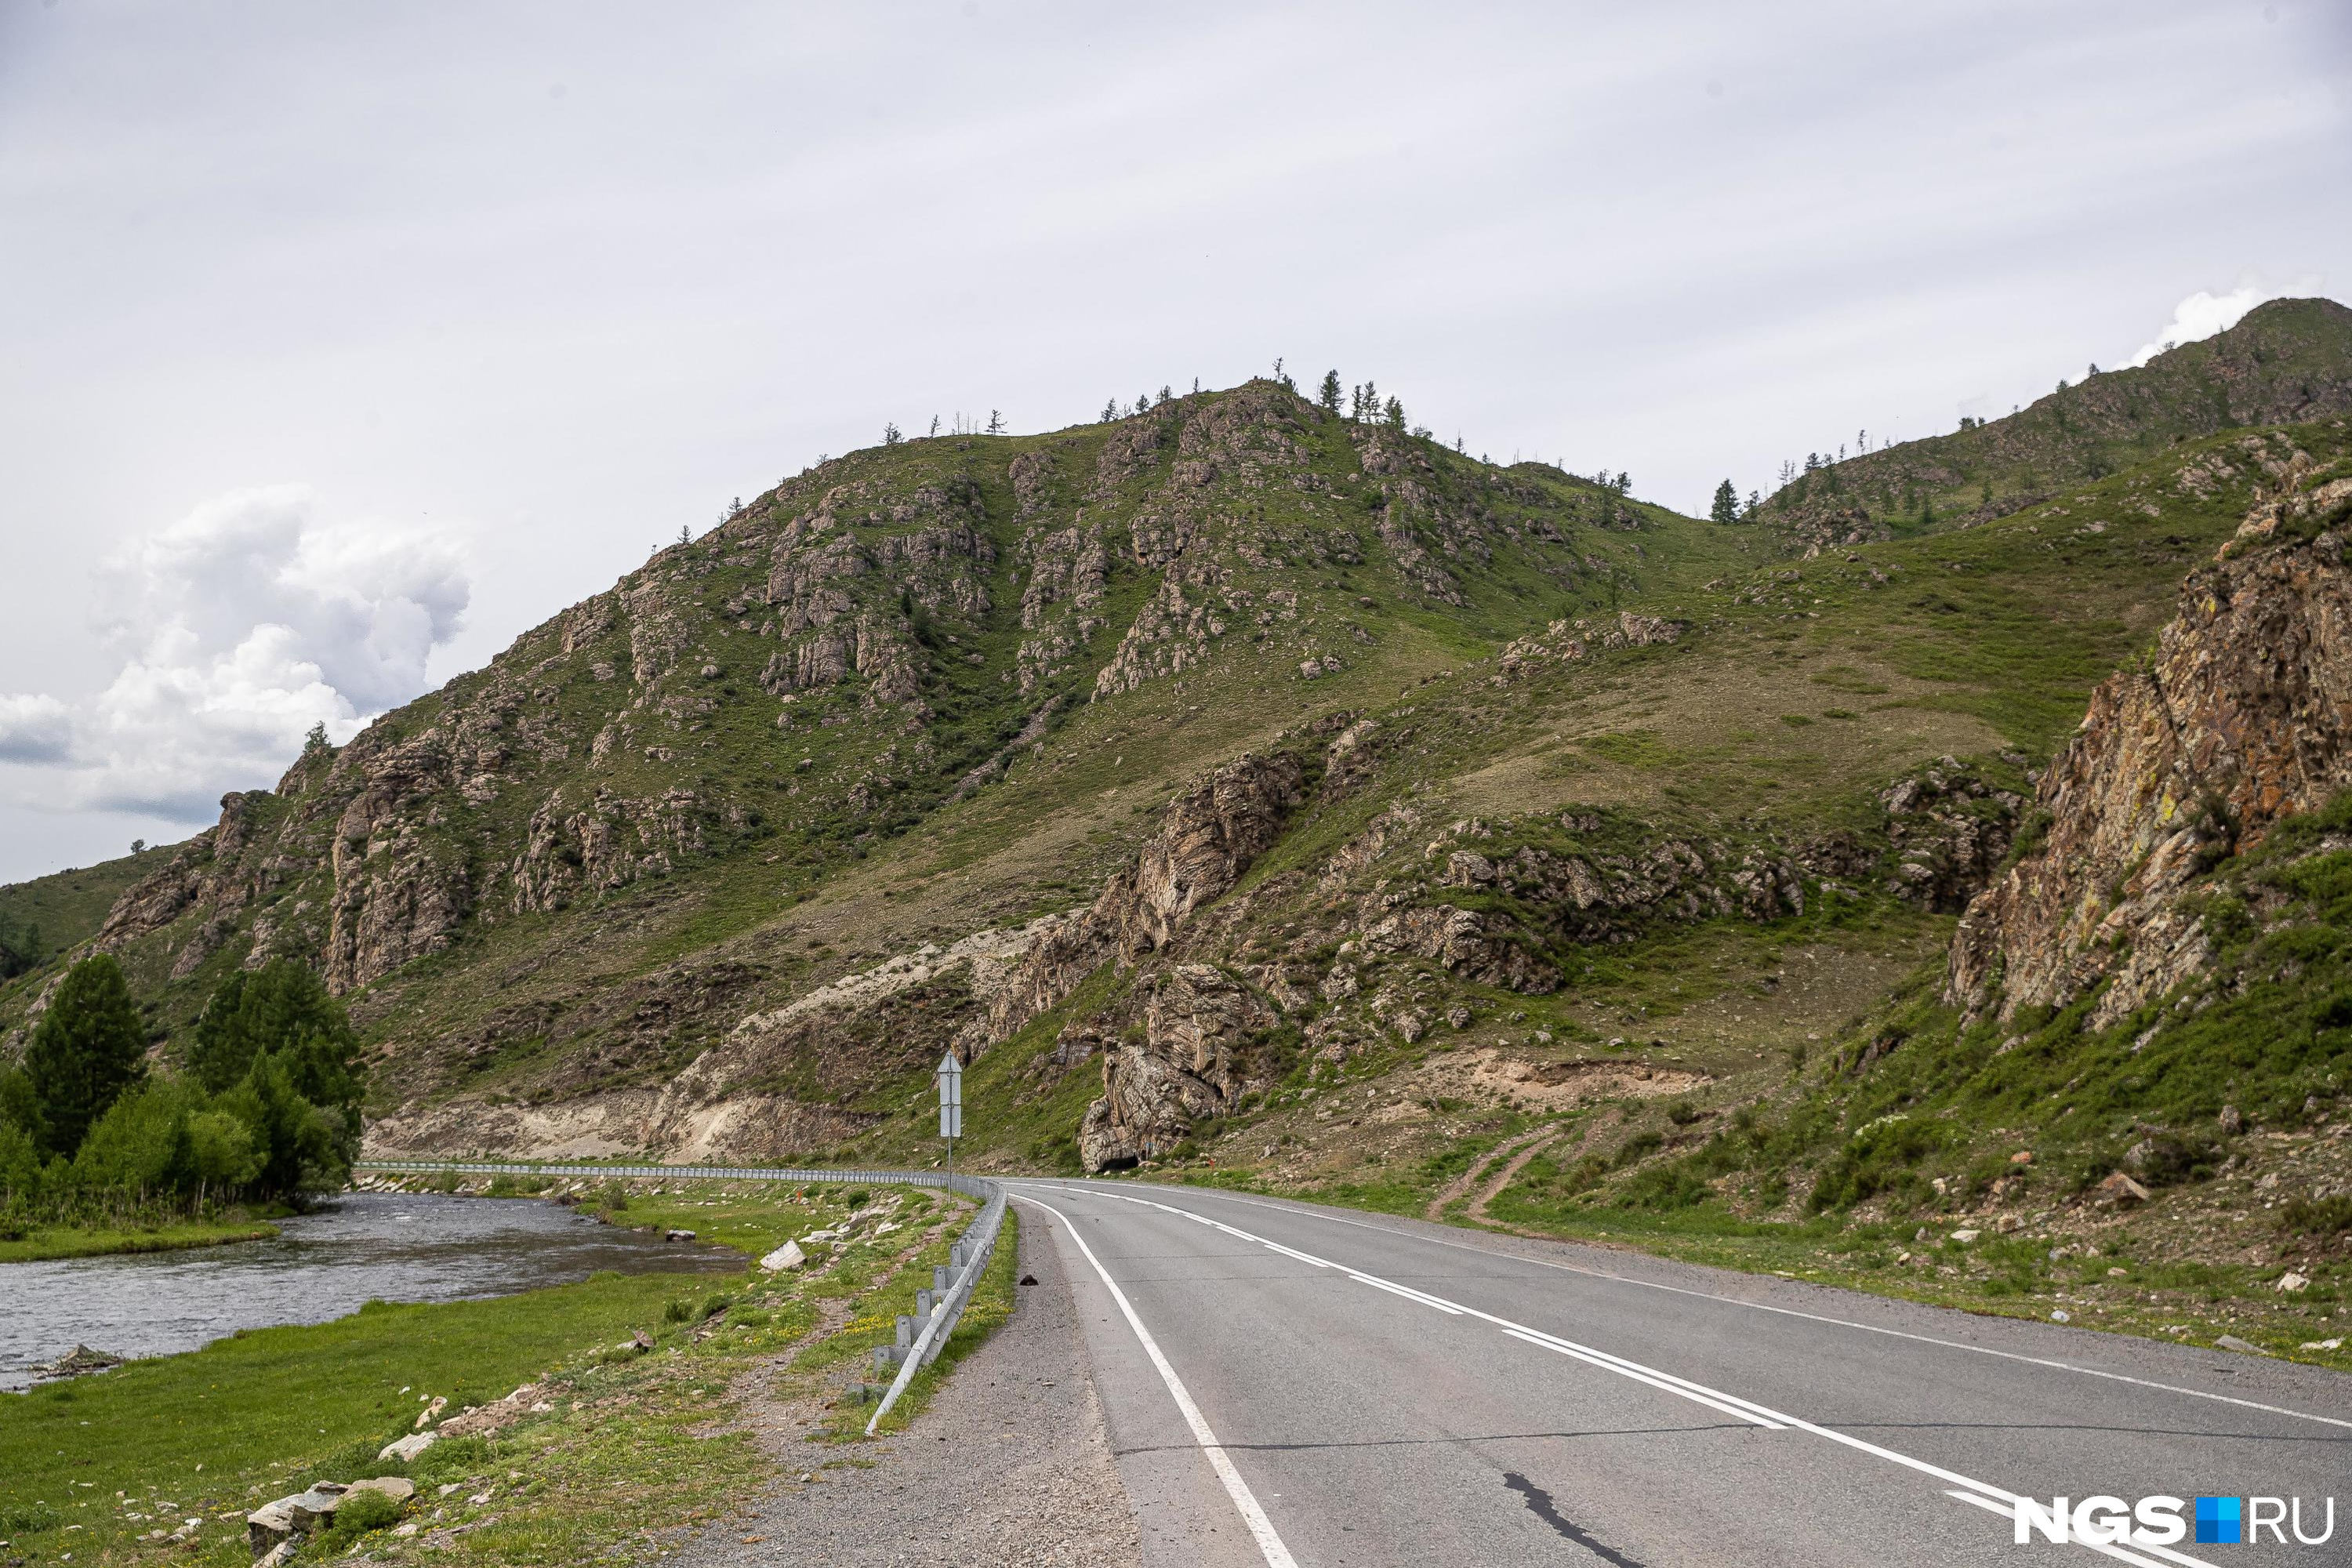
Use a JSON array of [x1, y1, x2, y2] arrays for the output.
[[884, 421, 903, 446], [1102, 398, 1118, 422], [1318, 370, 1341, 413], [929, 416, 941, 437], [1709, 480, 1739, 524], [986, 409, 1004, 435], [1383, 396, 1405, 430], [24, 953, 147, 1158]]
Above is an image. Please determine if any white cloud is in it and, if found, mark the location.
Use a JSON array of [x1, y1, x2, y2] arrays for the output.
[[2125, 282, 2300, 368], [0, 487, 468, 820]]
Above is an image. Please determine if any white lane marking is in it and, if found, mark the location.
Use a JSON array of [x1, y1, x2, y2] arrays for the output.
[[1353, 1273, 1465, 1315], [1012, 1194, 1299, 1568], [1058, 1181, 2352, 1436], [1041, 1184, 2221, 1568], [1501, 1329, 1781, 1428]]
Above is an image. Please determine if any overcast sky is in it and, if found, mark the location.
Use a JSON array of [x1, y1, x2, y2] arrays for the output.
[[2, 1, 2347, 884]]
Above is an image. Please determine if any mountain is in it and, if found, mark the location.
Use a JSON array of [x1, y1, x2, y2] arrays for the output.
[[2, 382, 1718, 1147], [1761, 297, 2352, 554], [9, 332, 2352, 1305]]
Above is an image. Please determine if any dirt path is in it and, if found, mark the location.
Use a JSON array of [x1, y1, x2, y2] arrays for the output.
[[1465, 1127, 1563, 1225], [1425, 1124, 1559, 1221]]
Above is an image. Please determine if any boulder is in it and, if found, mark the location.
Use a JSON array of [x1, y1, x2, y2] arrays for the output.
[[759, 1241, 808, 1272], [377, 1432, 436, 1464], [346, 1477, 416, 1504], [249, 1484, 347, 1555], [2092, 1171, 2152, 1207]]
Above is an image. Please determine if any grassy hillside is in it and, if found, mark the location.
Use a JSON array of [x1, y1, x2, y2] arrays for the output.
[[0, 383, 1722, 1111], [0, 840, 179, 978], [1762, 297, 2352, 550], [854, 416, 2352, 1363]]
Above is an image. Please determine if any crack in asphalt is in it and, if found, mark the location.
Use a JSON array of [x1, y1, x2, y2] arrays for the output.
[[1503, 1472, 1647, 1566]]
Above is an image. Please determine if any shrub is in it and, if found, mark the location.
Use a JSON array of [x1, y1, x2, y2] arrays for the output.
[[325, 1488, 406, 1541]]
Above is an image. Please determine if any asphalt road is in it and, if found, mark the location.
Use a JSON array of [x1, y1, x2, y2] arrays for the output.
[[1004, 1179, 2351, 1568]]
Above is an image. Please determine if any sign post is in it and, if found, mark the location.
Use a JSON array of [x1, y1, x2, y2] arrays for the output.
[[936, 1051, 963, 1184]]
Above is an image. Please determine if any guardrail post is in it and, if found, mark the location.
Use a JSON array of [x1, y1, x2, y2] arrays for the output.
[[895, 1316, 914, 1352], [934, 1265, 950, 1292]]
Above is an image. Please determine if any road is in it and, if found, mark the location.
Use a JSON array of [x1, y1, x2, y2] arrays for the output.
[[1002, 1179, 2350, 1568]]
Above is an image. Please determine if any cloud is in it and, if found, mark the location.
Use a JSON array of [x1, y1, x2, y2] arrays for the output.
[[2125, 282, 2297, 368], [0, 487, 469, 820], [0, 695, 73, 764]]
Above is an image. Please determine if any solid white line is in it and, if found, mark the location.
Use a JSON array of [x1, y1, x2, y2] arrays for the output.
[[1501, 1329, 1783, 1428], [1039, 1184, 2222, 1568], [1353, 1272, 1465, 1314], [1012, 1194, 1299, 1568], [1059, 1181, 2352, 1435]]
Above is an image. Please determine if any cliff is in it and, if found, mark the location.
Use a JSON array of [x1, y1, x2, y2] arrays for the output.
[[1948, 457, 2352, 1027]]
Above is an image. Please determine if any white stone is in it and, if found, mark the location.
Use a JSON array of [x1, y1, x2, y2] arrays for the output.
[[2276, 1271, 2311, 1293], [378, 1432, 437, 1464], [760, 1241, 808, 1272]]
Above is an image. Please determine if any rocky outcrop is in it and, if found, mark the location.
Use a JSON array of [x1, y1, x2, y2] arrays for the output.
[[1948, 471, 2352, 1028], [1497, 611, 1684, 681], [1878, 757, 2024, 912], [1079, 964, 1274, 1168]]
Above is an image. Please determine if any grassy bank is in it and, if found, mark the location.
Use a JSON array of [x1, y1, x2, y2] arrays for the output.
[[0, 1174, 1009, 1565], [0, 1214, 282, 1265]]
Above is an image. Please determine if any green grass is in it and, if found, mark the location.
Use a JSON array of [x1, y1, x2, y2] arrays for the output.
[[0, 1216, 281, 1264], [0, 1177, 1010, 1565]]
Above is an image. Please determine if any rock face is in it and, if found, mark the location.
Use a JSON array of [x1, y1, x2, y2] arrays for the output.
[[1079, 964, 1275, 1169], [1949, 470, 2352, 1028], [982, 751, 1305, 1056]]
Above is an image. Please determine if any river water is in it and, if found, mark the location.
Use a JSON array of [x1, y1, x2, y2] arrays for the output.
[[0, 1192, 742, 1391]]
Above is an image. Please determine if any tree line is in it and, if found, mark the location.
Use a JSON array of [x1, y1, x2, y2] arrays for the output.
[[0, 954, 367, 1226]]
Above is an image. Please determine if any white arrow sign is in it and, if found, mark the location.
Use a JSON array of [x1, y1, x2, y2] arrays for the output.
[[937, 1051, 963, 1140]]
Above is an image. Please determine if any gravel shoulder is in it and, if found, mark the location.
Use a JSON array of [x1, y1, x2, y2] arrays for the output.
[[679, 1210, 1142, 1568]]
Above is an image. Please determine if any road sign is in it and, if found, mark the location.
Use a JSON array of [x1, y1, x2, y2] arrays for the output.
[[937, 1051, 963, 1140]]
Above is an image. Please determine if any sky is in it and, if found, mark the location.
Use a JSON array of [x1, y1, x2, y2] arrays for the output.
[[1, 0, 2347, 884]]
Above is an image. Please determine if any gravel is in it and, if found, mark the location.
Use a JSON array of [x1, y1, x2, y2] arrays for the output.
[[678, 1215, 1142, 1568]]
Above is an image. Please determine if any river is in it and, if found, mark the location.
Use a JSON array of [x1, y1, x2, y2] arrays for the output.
[[0, 1192, 742, 1392]]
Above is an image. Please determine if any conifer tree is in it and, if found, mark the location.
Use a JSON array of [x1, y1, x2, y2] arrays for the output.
[[1319, 370, 1341, 413], [1709, 480, 1739, 524], [24, 953, 147, 1158], [987, 409, 1004, 434]]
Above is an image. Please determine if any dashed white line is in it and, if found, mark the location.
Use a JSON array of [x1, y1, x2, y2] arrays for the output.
[[1071, 1179, 2352, 1436], [1038, 1183, 2223, 1568]]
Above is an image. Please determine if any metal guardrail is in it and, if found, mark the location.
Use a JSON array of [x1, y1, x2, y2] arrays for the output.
[[353, 1159, 1008, 1433]]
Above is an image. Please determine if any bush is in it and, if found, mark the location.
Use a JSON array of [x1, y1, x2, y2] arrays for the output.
[[1811, 1116, 1944, 1211], [2281, 1195, 2352, 1240], [324, 1487, 406, 1541]]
